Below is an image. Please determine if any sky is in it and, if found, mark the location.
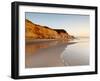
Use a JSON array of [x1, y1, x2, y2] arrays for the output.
[[25, 12, 90, 37]]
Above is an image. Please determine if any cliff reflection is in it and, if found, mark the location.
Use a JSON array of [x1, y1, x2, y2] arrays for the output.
[[25, 40, 70, 68]]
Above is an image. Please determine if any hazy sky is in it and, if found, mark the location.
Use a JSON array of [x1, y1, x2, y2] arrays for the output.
[[25, 12, 90, 37]]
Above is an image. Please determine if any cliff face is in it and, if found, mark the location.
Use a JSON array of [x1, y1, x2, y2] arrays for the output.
[[25, 19, 72, 41]]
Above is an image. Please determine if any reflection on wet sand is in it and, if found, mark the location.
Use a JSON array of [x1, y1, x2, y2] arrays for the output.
[[25, 38, 89, 68], [25, 40, 58, 54], [25, 40, 74, 68]]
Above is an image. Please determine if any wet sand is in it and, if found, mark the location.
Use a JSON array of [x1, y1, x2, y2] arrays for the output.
[[25, 38, 89, 68]]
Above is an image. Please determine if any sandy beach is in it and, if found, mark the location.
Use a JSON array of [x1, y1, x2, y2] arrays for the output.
[[25, 37, 89, 68]]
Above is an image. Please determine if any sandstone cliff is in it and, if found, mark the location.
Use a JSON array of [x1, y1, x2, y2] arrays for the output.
[[25, 19, 73, 41]]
